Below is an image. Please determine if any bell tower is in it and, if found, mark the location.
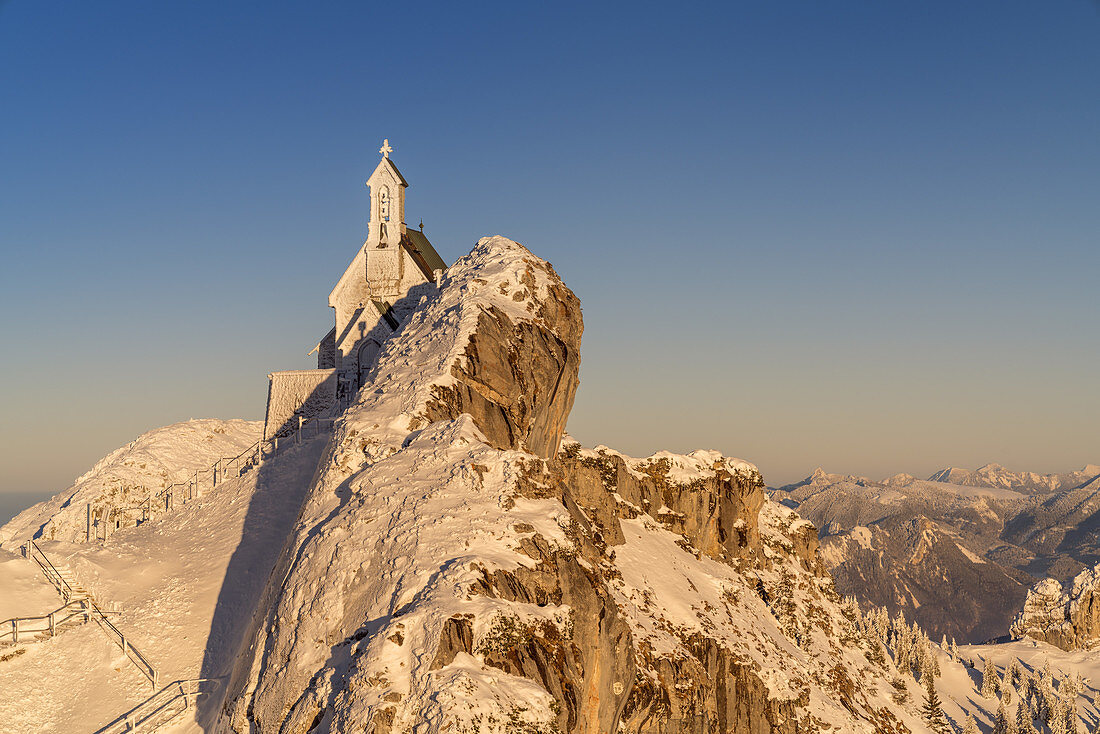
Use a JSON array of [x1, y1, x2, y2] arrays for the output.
[[365, 139, 409, 297]]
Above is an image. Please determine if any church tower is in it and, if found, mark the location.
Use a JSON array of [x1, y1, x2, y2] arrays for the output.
[[364, 139, 408, 298], [265, 139, 448, 440]]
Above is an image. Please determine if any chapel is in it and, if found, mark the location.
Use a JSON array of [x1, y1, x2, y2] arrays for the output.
[[263, 141, 447, 440]]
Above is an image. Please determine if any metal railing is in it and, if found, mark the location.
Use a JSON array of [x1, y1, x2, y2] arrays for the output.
[[89, 416, 336, 541], [25, 540, 79, 603], [90, 601, 158, 688], [0, 599, 91, 645], [24, 541, 159, 688], [93, 678, 221, 734]]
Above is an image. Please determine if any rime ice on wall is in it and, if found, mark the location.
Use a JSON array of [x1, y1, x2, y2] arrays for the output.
[[263, 369, 337, 440]]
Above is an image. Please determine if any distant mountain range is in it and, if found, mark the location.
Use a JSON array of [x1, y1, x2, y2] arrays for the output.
[[771, 463, 1100, 644], [928, 463, 1100, 495]]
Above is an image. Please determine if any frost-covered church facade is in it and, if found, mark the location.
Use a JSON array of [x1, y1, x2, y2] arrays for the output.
[[263, 141, 447, 439]]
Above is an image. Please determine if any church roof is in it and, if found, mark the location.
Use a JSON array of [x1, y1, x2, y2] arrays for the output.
[[370, 156, 408, 188], [402, 229, 448, 278], [387, 159, 409, 187]]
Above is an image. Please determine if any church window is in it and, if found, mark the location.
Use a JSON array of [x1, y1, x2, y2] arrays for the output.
[[379, 187, 390, 222]]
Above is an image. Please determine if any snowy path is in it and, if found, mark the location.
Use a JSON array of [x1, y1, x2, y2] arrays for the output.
[[0, 438, 327, 734], [0, 550, 60, 622], [0, 625, 150, 733]]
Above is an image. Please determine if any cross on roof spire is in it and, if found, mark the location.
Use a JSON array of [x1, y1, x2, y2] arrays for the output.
[[379, 139, 393, 158]]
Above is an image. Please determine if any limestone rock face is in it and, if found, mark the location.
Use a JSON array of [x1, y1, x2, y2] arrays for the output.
[[1011, 564, 1100, 650], [219, 237, 915, 734], [421, 268, 581, 460], [555, 444, 766, 561]]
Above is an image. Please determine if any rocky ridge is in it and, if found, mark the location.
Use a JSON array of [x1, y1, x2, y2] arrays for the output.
[[219, 237, 921, 734]]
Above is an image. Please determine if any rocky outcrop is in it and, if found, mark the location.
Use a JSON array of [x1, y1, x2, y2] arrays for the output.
[[555, 444, 766, 563], [1011, 563, 1100, 651], [219, 237, 916, 734], [421, 263, 582, 460]]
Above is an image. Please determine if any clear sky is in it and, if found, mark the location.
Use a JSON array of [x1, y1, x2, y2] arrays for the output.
[[1, 1, 1097, 498]]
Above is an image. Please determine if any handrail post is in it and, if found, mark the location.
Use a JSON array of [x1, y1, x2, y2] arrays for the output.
[[49, 611, 55, 636], [12, 619, 17, 644]]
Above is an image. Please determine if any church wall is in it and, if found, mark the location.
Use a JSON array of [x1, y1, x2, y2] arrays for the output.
[[317, 330, 336, 369], [336, 308, 391, 367], [398, 247, 433, 293], [264, 369, 337, 441]]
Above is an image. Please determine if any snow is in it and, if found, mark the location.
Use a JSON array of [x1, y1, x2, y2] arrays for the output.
[[339, 236, 568, 460], [623, 449, 759, 485], [955, 542, 987, 565], [222, 238, 590, 733], [0, 419, 262, 546], [419, 652, 558, 733], [0, 434, 326, 734], [0, 550, 59, 622], [567, 440, 761, 486], [604, 499, 932, 731], [850, 525, 873, 550], [949, 639, 1100, 731], [240, 413, 578, 733], [0, 624, 152, 734]]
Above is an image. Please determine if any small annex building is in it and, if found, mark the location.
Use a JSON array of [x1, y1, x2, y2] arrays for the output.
[[263, 140, 447, 440]]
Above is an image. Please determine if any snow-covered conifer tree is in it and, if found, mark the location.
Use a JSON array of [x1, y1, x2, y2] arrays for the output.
[[920, 671, 951, 734], [993, 697, 1018, 734], [1065, 699, 1079, 734], [1007, 657, 1021, 686], [982, 656, 1001, 698], [1042, 678, 1061, 725], [1016, 699, 1037, 734], [1050, 702, 1068, 734], [962, 713, 979, 734], [1062, 671, 1080, 703]]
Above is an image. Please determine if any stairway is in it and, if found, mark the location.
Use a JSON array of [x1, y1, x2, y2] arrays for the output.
[[53, 565, 94, 604]]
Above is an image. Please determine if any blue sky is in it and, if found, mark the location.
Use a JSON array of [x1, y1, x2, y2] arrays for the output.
[[1, 1, 1098, 497]]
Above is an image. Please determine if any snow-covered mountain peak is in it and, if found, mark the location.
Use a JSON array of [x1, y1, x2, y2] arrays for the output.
[[336, 235, 581, 467]]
